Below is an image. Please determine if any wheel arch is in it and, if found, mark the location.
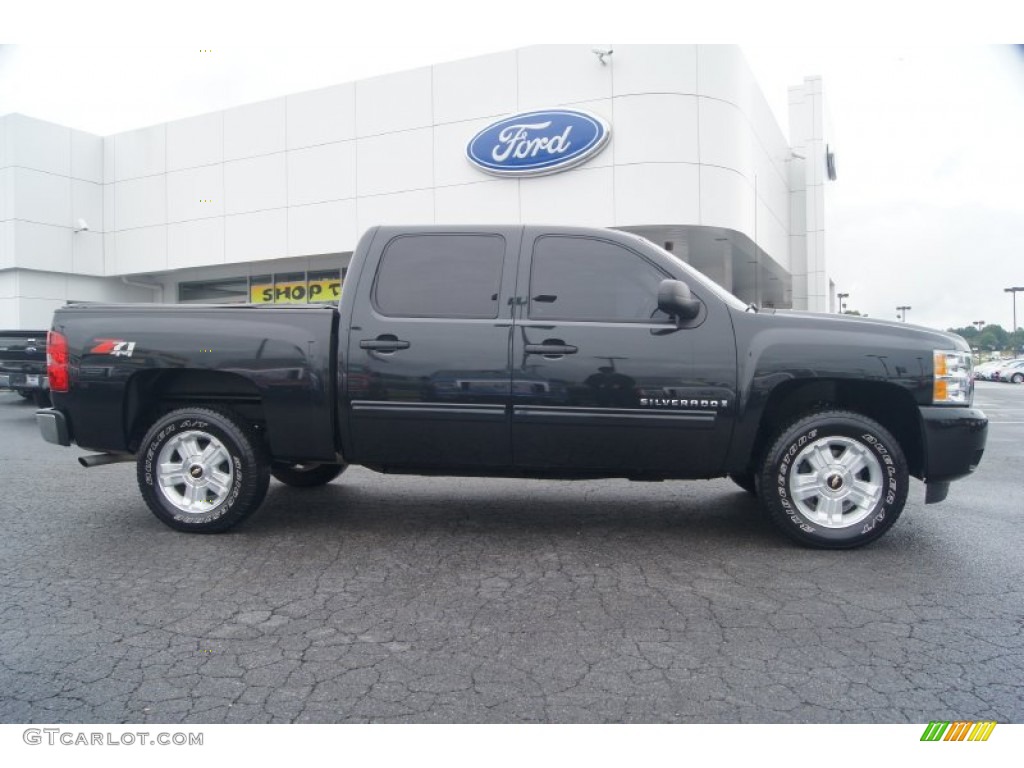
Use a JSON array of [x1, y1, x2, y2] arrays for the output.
[[745, 379, 924, 479]]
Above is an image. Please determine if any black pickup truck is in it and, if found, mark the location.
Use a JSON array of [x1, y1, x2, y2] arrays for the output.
[[36, 225, 987, 548], [0, 330, 50, 406]]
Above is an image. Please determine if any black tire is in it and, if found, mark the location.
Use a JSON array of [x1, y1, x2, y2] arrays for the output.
[[136, 408, 270, 533], [757, 410, 909, 549], [728, 471, 758, 496], [270, 461, 347, 487], [17, 389, 33, 400], [33, 390, 51, 407], [1012, 372, 1023, 384]]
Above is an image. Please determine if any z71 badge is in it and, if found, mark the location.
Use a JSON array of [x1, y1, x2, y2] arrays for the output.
[[90, 339, 137, 357]]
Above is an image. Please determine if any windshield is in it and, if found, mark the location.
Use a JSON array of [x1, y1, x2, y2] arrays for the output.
[[628, 234, 752, 312]]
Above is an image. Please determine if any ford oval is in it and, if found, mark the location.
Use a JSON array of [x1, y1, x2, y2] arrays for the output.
[[467, 109, 611, 177]]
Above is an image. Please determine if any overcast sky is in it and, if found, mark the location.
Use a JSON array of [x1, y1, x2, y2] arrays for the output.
[[2, 4, 1022, 333]]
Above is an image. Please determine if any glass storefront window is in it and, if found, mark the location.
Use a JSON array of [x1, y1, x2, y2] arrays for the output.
[[178, 277, 249, 303]]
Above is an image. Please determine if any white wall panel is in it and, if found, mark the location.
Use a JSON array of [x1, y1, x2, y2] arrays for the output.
[[434, 118, 496, 187], [224, 154, 287, 215], [357, 129, 433, 197], [0, 116, 7, 169], [103, 136, 115, 183], [15, 220, 74, 272], [517, 46, 612, 110], [72, 180, 102, 233], [17, 269, 66, 298], [520, 166, 613, 227], [288, 142, 356, 206], [103, 183, 116, 233], [356, 68, 433, 137], [699, 165, 754, 237], [435, 180, 520, 225], [167, 165, 224, 223], [696, 45, 754, 115], [14, 168, 71, 228], [0, 168, 13, 221], [168, 218, 225, 269], [224, 209, 287, 264], [112, 226, 167, 274], [19, 298, 66, 329], [699, 98, 754, 179], [0, 299, 16, 328], [0, 221, 12, 268], [287, 200, 357, 257], [0, 270, 14, 296], [613, 163, 700, 227], [71, 130, 103, 183], [356, 190, 433, 233], [72, 230, 104, 274], [6, 114, 71, 176], [114, 125, 166, 181], [757, 198, 789, 271], [433, 52, 517, 124], [223, 98, 287, 161], [115, 175, 166, 230], [167, 111, 224, 171], [287, 83, 355, 149], [612, 95, 699, 166], [612, 45, 698, 96]]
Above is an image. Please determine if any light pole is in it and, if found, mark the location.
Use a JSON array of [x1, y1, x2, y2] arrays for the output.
[[837, 292, 849, 313], [973, 320, 985, 332], [1005, 287, 1024, 332], [897, 305, 912, 323]]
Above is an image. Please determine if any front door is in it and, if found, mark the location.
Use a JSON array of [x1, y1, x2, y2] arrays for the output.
[[510, 230, 735, 477]]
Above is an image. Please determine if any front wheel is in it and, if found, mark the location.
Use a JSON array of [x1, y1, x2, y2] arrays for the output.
[[137, 408, 270, 533], [758, 410, 909, 549], [270, 461, 346, 487]]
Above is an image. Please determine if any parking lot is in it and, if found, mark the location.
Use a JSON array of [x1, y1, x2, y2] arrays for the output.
[[0, 382, 1021, 723]]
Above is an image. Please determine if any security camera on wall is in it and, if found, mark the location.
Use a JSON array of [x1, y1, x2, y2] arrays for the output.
[[74, 218, 89, 233]]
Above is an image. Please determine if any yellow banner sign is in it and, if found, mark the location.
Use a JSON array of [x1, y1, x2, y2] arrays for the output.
[[250, 279, 342, 304]]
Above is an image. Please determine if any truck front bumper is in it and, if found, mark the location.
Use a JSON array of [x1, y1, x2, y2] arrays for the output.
[[37, 408, 71, 447], [919, 406, 987, 501]]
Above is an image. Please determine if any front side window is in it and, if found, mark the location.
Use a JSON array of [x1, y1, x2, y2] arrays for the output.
[[374, 234, 505, 318], [528, 236, 669, 322]]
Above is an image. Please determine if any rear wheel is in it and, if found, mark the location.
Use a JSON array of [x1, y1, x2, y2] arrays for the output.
[[137, 408, 269, 533], [1012, 372, 1023, 384], [758, 410, 909, 549], [270, 461, 347, 487], [16, 389, 33, 400]]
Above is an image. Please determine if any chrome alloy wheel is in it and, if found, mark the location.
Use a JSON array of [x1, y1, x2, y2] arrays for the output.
[[788, 436, 883, 529], [156, 430, 234, 514]]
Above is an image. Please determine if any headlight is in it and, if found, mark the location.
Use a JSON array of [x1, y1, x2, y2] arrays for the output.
[[933, 350, 972, 405]]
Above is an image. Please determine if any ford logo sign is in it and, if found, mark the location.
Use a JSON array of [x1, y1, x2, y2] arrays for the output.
[[467, 109, 611, 178]]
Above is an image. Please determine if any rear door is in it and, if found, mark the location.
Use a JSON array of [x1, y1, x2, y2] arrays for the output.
[[510, 229, 736, 477], [344, 228, 521, 468]]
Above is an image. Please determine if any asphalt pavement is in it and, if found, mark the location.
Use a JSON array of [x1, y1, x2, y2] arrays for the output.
[[0, 383, 1021, 723]]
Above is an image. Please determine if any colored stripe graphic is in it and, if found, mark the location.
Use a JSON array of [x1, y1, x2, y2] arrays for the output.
[[920, 720, 996, 741]]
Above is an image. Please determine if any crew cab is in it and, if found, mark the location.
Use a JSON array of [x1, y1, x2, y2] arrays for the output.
[[36, 226, 988, 548], [0, 330, 50, 406]]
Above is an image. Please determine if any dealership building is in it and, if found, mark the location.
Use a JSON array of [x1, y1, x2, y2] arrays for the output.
[[0, 44, 835, 329]]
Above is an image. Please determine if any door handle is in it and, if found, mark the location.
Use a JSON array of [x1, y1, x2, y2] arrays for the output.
[[360, 335, 411, 352], [525, 341, 578, 356]]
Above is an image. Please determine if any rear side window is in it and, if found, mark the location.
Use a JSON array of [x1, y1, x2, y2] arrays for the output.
[[373, 234, 505, 318], [529, 236, 669, 322]]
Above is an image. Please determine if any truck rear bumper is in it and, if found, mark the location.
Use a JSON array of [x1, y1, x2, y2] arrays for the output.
[[920, 405, 987, 487], [37, 408, 71, 447], [0, 373, 48, 390]]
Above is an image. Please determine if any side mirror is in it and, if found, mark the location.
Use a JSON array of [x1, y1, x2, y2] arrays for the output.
[[657, 279, 701, 322]]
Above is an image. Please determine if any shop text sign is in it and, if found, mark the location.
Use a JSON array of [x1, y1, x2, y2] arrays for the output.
[[467, 109, 611, 177], [251, 278, 342, 304]]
